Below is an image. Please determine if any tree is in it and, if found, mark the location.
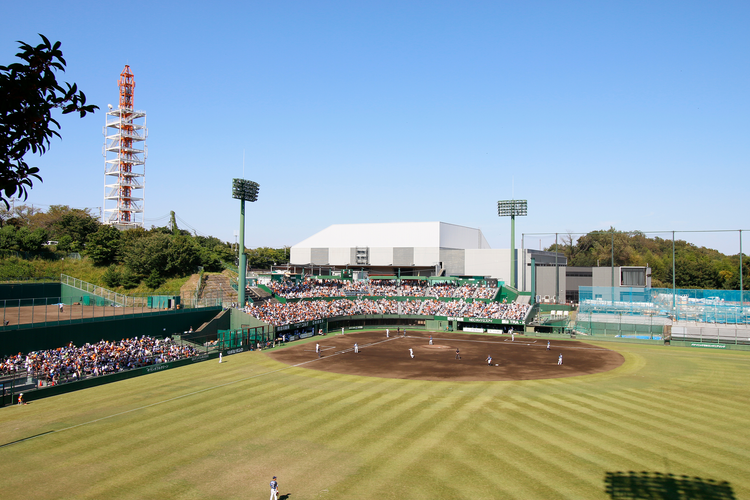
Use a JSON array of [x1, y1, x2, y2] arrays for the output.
[[53, 212, 99, 251], [102, 264, 122, 288], [144, 269, 165, 290], [0, 35, 98, 207], [86, 225, 121, 266]]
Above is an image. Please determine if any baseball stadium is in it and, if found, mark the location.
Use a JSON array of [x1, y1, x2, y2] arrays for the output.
[[1, 221, 749, 500]]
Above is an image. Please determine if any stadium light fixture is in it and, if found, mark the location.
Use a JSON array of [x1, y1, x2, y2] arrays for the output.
[[498, 200, 527, 289], [233, 178, 260, 308]]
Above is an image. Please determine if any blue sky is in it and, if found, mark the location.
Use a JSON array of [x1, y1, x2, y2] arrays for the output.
[[4, 1, 748, 254]]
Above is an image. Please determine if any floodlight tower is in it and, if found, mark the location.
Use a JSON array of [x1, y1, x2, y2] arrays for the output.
[[233, 178, 260, 307], [497, 200, 527, 289], [103, 65, 148, 228]]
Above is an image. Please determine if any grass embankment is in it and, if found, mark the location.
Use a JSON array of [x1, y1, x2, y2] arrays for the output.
[[0, 256, 190, 295], [0, 340, 748, 500]]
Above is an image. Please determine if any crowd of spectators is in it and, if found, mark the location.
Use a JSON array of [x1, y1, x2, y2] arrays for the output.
[[268, 279, 369, 298], [0, 336, 199, 385], [268, 278, 498, 300], [462, 301, 530, 320], [242, 297, 530, 326]]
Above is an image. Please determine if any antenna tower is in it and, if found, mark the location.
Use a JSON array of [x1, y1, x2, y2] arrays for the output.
[[103, 65, 148, 228]]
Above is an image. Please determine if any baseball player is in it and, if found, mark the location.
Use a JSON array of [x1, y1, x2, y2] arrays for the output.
[[429, 335, 433, 345], [269, 476, 279, 500], [409, 348, 414, 359], [316, 343, 321, 358], [219, 353, 223, 363], [386, 328, 389, 338], [486, 354, 493, 366], [354, 343, 359, 354], [547, 340, 550, 351], [455, 348, 461, 360], [558, 353, 563, 365], [341, 327, 345, 335]]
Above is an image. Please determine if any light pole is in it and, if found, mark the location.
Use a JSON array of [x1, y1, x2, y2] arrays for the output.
[[232, 178, 260, 308], [497, 200, 527, 289]]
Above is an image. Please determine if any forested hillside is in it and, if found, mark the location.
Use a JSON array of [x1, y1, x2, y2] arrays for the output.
[[0, 205, 289, 290], [549, 229, 748, 290]]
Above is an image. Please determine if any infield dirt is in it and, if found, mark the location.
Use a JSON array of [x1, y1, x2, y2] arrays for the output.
[[269, 330, 624, 381]]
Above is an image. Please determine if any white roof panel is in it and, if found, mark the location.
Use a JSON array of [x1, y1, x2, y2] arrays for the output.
[[292, 222, 490, 250]]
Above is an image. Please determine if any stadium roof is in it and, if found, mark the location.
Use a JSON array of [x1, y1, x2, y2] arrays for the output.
[[292, 222, 491, 249]]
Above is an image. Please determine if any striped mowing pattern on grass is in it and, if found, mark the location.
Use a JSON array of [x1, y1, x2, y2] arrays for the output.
[[0, 340, 748, 500]]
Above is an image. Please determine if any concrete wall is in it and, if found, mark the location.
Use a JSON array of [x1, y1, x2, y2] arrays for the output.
[[464, 249, 510, 281], [414, 247, 439, 267], [393, 247, 414, 266], [290, 247, 311, 264], [440, 249, 465, 276], [329, 247, 350, 265], [370, 247, 393, 266], [311, 248, 329, 265]]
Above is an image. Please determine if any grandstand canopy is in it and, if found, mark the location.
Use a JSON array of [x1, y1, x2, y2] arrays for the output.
[[292, 222, 491, 250]]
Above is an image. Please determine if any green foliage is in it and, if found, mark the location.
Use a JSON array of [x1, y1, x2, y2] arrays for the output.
[[54, 212, 98, 252], [0, 256, 36, 280], [120, 267, 140, 289], [101, 264, 122, 288], [86, 225, 121, 266], [56, 234, 73, 253], [246, 246, 290, 269], [0, 225, 18, 250], [123, 233, 170, 278], [556, 229, 749, 290], [0, 35, 98, 207], [144, 269, 165, 289], [165, 235, 200, 277]]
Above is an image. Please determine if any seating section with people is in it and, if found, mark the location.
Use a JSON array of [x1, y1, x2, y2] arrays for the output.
[[0, 336, 199, 386], [267, 278, 497, 300], [242, 297, 530, 326]]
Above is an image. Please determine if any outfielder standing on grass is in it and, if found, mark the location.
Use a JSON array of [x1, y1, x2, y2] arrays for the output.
[[270, 476, 279, 500]]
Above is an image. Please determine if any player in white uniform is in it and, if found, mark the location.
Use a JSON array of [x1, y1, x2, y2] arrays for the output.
[[270, 476, 279, 500], [341, 327, 345, 335], [409, 348, 414, 359], [316, 343, 321, 358], [429, 335, 433, 345], [386, 328, 389, 338], [219, 353, 223, 363], [354, 343, 359, 354], [547, 340, 550, 350], [486, 354, 493, 366], [558, 353, 563, 365]]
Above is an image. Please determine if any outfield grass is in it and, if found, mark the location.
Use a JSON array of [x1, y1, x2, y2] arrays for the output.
[[1, 339, 749, 499]]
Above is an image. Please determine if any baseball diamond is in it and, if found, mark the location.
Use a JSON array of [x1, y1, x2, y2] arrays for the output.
[[270, 330, 624, 381]]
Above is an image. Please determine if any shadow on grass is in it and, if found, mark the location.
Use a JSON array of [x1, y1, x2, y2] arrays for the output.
[[605, 471, 735, 499]]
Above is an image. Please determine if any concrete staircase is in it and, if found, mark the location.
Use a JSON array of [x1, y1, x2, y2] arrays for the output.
[[199, 273, 238, 305]]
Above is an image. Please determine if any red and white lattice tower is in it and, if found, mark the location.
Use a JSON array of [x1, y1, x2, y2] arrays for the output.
[[103, 65, 148, 228]]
